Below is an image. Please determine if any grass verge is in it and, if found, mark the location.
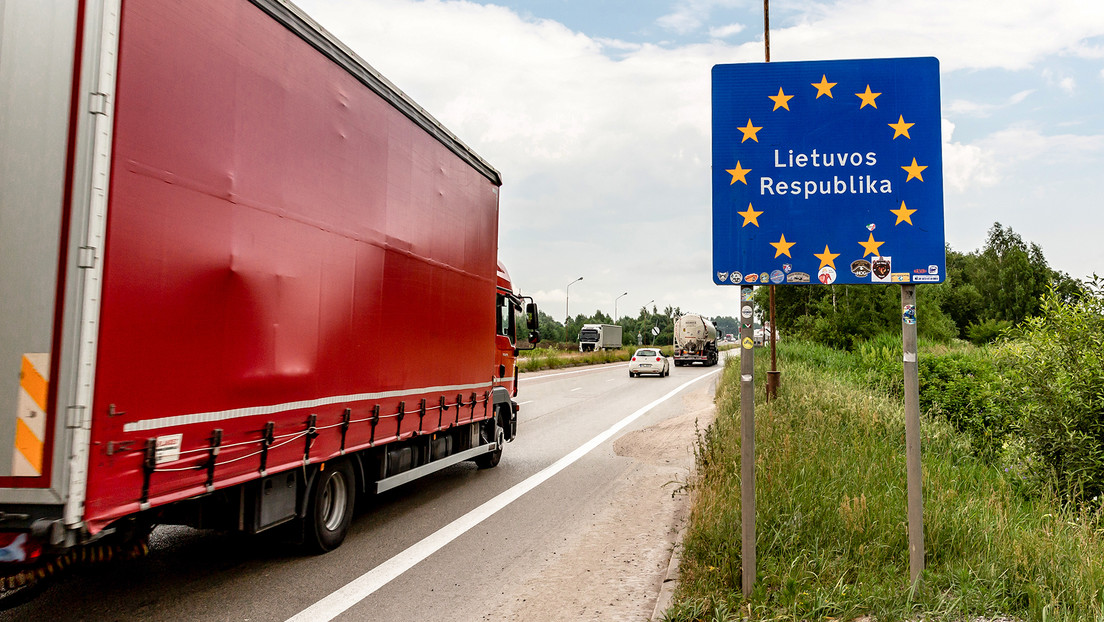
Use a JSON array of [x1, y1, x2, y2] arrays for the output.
[[665, 341, 1104, 621]]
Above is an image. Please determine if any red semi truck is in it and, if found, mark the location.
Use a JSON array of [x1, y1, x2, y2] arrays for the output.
[[0, 0, 538, 601]]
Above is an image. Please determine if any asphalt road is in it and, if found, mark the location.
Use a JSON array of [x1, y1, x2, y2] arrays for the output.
[[1, 358, 724, 622]]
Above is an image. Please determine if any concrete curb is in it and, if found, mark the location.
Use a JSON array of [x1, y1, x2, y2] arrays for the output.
[[651, 524, 688, 621]]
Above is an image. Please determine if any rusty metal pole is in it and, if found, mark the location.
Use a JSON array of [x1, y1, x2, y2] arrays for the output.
[[762, 1, 781, 402], [763, 0, 770, 62]]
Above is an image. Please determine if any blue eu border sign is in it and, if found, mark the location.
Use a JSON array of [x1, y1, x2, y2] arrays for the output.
[[712, 57, 945, 286]]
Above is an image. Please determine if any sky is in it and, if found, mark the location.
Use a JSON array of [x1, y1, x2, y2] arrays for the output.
[[293, 0, 1104, 323]]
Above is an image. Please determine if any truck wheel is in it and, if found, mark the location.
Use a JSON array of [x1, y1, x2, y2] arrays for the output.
[[475, 418, 504, 469], [305, 459, 356, 553]]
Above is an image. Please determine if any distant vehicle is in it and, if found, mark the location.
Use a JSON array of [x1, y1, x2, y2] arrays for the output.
[[579, 324, 623, 352], [629, 349, 670, 377], [674, 314, 719, 366], [754, 324, 780, 347]]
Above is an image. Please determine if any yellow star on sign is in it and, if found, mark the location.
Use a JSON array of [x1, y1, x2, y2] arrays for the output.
[[889, 115, 914, 139], [727, 161, 751, 185], [771, 233, 795, 258], [814, 245, 840, 269], [858, 232, 885, 257], [737, 203, 763, 227], [902, 158, 928, 182], [811, 74, 836, 99], [855, 85, 881, 109], [891, 201, 917, 225], [768, 87, 794, 111], [738, 118, 763, 143]]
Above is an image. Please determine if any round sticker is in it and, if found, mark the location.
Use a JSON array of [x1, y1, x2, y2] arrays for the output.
[[741, 305, 753, 319], [818, 266, 837, 284]]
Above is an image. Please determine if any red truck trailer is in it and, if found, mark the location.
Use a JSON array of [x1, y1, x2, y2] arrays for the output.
[[0, 0, 538, 602]]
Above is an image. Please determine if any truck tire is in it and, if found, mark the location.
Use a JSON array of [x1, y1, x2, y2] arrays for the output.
[[305, 459, 356, 553], [475, 417, 505, 469]]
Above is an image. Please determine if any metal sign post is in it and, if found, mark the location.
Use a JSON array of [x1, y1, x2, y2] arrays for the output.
[[739, 287, 756, 596], [901, 285, 924, 583]]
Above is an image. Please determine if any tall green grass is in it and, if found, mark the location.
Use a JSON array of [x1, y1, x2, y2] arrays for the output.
[[667, 341, 1104, 621]]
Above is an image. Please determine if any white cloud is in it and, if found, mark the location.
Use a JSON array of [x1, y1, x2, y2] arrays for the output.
[[657, 0, 748, 36], [941, 119, 1000, 193], [946, 89, 1034, 118], [978, 124, 1104, 163], [1042, 68, 1077, 95], [709, 23, 746, 39], [769, 0, 1104, 72], [947, 99, 996, 117], [942, 118, 1104, 195]]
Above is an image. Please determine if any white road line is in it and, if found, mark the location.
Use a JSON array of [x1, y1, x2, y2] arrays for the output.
[[517, 400, 533, 406], [570, 387, 582, 392], [284, 367, 723, 622]]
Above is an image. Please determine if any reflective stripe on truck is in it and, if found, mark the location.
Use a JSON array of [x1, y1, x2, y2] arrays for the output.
[[13, 354, 49, 476]]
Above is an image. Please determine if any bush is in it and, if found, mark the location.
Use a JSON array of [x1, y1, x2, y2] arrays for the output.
[[919, 352, 1006, 458], [965, 318, 1013, 345], [995, 281, 1104, 502]]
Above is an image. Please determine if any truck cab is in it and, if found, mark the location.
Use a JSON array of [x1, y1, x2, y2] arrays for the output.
[[578, 324, 622, 352]]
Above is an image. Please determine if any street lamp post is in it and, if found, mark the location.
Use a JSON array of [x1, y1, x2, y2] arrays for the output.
[[644, 299, 654, 344], [565, 276, 583, 323], [614, 292, 628, 321]]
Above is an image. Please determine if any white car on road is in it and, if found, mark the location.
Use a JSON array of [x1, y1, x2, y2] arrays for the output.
[[629, 348, 670, 377]]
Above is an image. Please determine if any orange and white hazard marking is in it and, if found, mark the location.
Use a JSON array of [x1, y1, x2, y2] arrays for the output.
[[13, 353, 48, 476]]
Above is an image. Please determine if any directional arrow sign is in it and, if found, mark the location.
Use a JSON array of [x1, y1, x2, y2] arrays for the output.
[[712, 57, 945, 286]]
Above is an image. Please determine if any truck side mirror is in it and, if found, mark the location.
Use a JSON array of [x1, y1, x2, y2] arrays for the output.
[[525, 301, 538, 331]]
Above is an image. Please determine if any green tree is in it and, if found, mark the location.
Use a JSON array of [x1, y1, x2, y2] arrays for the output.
[[537, 311, 564, 343], [712, 316, 740, 339], [941, 247, 984, 335], [972, 222, 1055, 325]]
